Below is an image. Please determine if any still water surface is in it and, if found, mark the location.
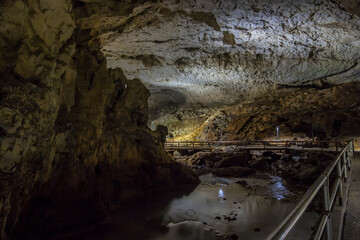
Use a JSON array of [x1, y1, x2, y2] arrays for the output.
[[72, 174, 317, 240]]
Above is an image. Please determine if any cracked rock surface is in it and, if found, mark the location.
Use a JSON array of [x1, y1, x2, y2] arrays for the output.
[[0, 1, 198, 239], [76, 0, 360, 117], [173, 83, 360, 141]]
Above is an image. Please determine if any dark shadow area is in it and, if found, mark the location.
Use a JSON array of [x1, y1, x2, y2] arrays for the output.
[[148, 88, 186, 122], [65, 186, 196, 240]]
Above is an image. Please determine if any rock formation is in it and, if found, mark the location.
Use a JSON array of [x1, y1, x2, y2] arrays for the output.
[[78, 0, 360, 118], [0, 0, 359, 239], [0, 1, 198, 239], [174, 83, 360, 140]]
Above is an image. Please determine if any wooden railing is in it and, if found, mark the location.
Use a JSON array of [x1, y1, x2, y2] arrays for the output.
[[164, 140, 349, 151]]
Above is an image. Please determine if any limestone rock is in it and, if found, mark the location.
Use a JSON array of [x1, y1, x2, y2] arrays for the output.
[[75, 0, 360, 116], [214, 152, 252, 168], [0, 1, 199, 239], [174, 83, 360, 140]]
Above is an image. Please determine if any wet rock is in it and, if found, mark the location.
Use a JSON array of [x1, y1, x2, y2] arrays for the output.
[[230, 234, 239, 240], [249, 157, 271, 170], [185, 209, 196, 217], [186, 152, 222, 167], [235, 180, 249, 187], [262, 151, 281, 160], [212, 167, 255, 178], [214, 151, 252, 168], [274, 151, 335, 184]]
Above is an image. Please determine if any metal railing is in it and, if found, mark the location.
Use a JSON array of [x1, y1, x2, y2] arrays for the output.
[[265, 140, 354, 240], [165, 140, 348, 151]]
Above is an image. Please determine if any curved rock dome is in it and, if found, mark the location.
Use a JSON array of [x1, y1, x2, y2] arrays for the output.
[[79, 0, 360, 116]]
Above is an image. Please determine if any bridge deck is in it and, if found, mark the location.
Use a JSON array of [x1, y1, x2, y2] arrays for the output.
[[165, 146, 340, 151], [165, 140, 348, 152]]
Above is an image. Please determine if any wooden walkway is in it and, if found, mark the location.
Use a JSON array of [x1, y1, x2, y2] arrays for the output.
[[165, 140, 348, 152]]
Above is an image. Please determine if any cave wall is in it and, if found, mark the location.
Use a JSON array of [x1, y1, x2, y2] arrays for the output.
[[0, 1, 76, 238], [63, 0, 360, 132], [77, 0, 360, 118], [173, 83, 360, 141], [0, 1, 197, 239], [338, 0, 360, 16]]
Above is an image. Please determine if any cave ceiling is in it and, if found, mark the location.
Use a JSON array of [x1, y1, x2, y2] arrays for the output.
[[76, 0, 360, 115]]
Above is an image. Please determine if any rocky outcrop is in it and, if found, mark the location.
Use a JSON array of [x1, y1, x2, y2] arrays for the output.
[[172, 147, 336, 185], [150, 107, 218, 138], [171, 83, 360, 140], [0, 1, 198, 239], [1, 0, 76, 238], [74, 0, 360, 118]]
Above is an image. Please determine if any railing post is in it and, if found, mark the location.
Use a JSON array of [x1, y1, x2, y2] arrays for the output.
[[285, 140, 288, 149], [347, 149, 351, 170], [323, 178, 332, 240], [343, 153, 348, 183], [336, 161, 344, 206]]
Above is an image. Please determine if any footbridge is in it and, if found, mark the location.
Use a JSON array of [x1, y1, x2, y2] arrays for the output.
[[167, 139, 359, 239], [165, 140, 349, 152]]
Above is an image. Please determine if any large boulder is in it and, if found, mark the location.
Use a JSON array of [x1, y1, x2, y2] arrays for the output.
[[214, 151, 252, 168]]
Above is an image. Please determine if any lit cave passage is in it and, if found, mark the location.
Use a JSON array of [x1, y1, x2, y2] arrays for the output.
[[1, 0, 360, 240]]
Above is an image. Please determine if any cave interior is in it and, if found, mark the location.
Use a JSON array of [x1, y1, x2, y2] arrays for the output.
[[0, 0, 360, 239]]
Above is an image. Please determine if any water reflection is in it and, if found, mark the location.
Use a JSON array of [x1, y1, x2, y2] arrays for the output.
[[68, 174, 317, 240], [268, 176, 291, 200], [218, 188, 224, 198], [156, 175, 317, 240]]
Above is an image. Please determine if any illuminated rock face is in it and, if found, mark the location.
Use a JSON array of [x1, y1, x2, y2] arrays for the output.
[[173, 83, 360, 141], [82, 0, 360, 117], [0, 1, 198, 239]]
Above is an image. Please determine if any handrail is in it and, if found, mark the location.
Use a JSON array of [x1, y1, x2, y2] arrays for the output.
[[165, 140, 349, 151], [265, 140, 354, 240]]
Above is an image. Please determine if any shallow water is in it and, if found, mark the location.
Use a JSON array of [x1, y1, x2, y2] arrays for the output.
[[70, 174, 318, 240]]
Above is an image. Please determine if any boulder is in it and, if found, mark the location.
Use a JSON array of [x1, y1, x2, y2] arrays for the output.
[[215, 151, 252, 168]]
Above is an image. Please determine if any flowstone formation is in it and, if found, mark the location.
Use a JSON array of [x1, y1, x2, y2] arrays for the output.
[[0, 1, 198, 239], [78, 0, 360, 119]]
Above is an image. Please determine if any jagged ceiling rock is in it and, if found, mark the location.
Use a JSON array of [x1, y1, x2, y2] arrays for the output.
[[76, 0, 360, 114]]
